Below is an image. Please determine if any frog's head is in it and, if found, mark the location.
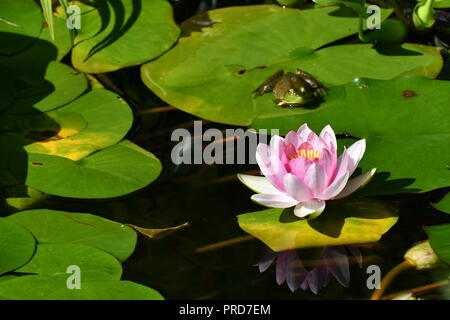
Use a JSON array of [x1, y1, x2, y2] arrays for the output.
[[276, 87, 316, 107]]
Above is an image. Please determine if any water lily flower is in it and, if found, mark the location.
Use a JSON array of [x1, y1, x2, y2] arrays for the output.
[[238, 124, 376, 218], [257, 246, 363, 294]]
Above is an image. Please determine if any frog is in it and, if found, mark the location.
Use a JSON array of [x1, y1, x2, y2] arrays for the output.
[[252, 68, 328, 108]]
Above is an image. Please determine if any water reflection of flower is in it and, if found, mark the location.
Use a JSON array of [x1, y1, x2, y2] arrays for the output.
[[257, 246, 363, 294]]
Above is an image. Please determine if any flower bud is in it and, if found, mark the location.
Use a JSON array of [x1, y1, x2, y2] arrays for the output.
[[404, 240, 445, 270]]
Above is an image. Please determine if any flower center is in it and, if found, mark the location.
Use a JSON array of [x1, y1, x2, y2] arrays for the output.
[[287, 142, 320, 162]]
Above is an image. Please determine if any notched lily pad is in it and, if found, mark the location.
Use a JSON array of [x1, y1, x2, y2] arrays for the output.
[[141, 5, 441, 126]]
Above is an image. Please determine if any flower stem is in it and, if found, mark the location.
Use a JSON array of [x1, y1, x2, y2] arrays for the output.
[[382, 280, 450, 300], [370, 260, 414, 300]]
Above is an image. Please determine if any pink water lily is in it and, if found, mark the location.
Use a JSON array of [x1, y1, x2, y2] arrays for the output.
[[239, 124, 376, 218]]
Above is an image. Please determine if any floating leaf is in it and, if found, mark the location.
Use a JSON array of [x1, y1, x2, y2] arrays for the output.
[[24, 88, 133, 160], [141, 5, 441, 126], [432, 193, 450, 214], [127, 222, 190, 240], [0, 218, 36, 275], [238, 199, 398, 252], [0, 0, 43, 55], [16, 244, 123, 281], [0, 275, 164, 300], [12, 62, 88, 113], [425, 224, 450, 265], [7, 209, 137, 262], [72, 0, 180, 73], [25, 140, 162, 199], [253, 77, 450, 195]]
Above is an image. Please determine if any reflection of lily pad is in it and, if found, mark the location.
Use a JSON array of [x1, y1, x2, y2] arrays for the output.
[[7, 209, 137, 262], [238, 199, 398, 252], [141, 5, 442, 126], [253, 77, 450, 195], [72, 0, 180, 73], [0, 218, 36, 275]]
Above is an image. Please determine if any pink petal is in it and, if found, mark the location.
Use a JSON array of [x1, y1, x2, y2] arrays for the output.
[[251, 194, 299, 208], [256, 143, 286, 191], [318, 148, 336, 185], [303, 163, 327, 197], [333, 168, 376, 199], [346, 139, 366, 176], [269, 135, 286, 160], [319, 125, 337, 151], [284, 130, 300, 149], [333, 147, 350, 182], [284, 174, 313, 202], [287, 156, 310, 179], [293, 199, 326, 218], [321, 171, 350, 199], [297, 124, 313, 143]]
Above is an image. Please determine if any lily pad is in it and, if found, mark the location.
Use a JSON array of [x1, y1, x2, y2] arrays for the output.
[[253, 77, 450, 195], [12, 62, 89, 113], [0, 0, 43, 55], [0, 275, 164, 300], [7, 209, 137, 262], [141, 5, 442, 126], [72, 0, 180, 73], [0, 218, 36, 275], [25, 140, 162, 199], [238, 199, 398, 252], [424, 224, 450, 264], [16, 244, 123, 282], [432, 193, 450, 214], [24, 88, 133, 160]]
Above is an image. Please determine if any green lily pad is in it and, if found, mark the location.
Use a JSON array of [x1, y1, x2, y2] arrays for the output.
[[24, 88, 133, 160], [13, 62, 88, 113], [0, 275, 17, 283], [72, 0, 180, 73], [425, 224, 450, 264], [0, 218, 36, 275], [253, 77, 450, 195], [432, 193, 450, 214], [16, 244, 123, 281], [141, 5, 441, 126], [25, 140, 162, 199], [0, 0, 43, 55], [0, 275, 164, 300], [7, 209, 137, 262], [39, 13, 73, 61], [238, 199, 398, 252]]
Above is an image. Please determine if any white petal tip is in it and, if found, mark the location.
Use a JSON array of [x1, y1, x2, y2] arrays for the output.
[[294, 200, 326, 218]]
